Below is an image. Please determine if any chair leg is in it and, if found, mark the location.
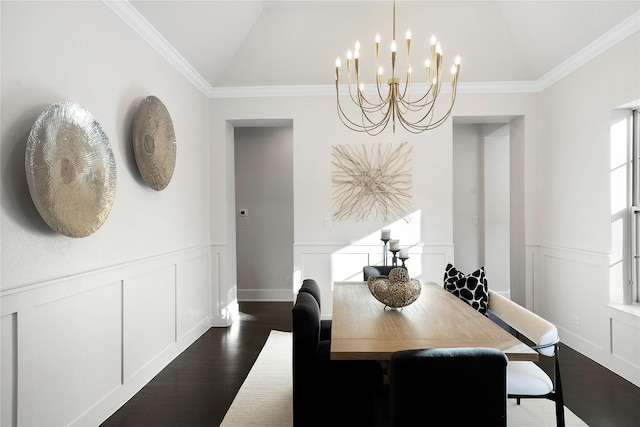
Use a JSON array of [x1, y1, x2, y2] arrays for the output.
[[554, 354, 565, 427], [554, 397, 565, 427]]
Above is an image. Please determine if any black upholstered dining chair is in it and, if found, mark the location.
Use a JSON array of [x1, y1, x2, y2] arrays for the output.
[[298, 278, 331, 340], [363, 265, 407, 280], [292, 291, 383, 427], [384, 347, 508, 427]]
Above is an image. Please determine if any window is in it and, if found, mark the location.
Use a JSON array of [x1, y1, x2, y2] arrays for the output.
[[631, 109, 640, 303], [610, 108, 639, 304]]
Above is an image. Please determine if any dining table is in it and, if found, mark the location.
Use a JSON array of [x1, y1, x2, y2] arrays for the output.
[[330, 281, 538, 362]]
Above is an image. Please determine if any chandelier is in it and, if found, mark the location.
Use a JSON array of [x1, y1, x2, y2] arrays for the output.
[[334, 0, 461, 135]]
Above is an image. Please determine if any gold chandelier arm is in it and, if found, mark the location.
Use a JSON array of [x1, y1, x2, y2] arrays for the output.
[[342, 62, 377, 112], [336, 81, 372, 132], [398, 88, 437, 115], [341, 78, 393, 115], [396, 82, 458, 133], [397, 70, 450, 113], [358, 88, 390, 111], [336, 89, 394, 136], [360, 93, 396, 133]]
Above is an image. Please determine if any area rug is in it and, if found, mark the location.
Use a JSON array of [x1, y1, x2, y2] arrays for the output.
[[220, 330, 588, 427]]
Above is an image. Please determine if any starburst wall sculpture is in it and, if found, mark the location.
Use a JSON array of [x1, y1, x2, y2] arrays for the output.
[[331, 142, 413, 222]]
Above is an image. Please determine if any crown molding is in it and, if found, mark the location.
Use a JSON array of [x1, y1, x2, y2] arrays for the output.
[[537, 10, 640, 91], [103, 0, 215, 97], [209, 81, 541, 99], [108, 0, 638, 99], [210, 85, 334, 99]]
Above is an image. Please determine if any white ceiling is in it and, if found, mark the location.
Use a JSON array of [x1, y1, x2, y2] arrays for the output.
[[128, 0, 640, 89]]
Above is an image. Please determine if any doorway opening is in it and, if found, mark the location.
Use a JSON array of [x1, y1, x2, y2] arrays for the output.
[[233, 122, 294, 302], [452, 116, 525, 303]]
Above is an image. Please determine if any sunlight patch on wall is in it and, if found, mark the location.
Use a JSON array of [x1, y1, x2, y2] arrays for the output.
[[330, 210, 424, 282]]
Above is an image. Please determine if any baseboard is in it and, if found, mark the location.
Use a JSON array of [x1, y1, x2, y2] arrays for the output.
[[237, 288, 294, 302]]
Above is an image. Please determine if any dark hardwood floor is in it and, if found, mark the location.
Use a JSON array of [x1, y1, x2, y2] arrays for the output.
[[101, 302, 640, 427]]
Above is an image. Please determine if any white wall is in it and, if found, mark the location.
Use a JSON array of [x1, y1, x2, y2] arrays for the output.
[[0, 2, 215, 425], [234, 126, 294, 301], [536, 33, 640, 386]]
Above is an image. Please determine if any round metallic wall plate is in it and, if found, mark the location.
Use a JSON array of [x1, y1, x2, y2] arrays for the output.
[[132, 96, 176, 191], [25, 102, 117, 238]]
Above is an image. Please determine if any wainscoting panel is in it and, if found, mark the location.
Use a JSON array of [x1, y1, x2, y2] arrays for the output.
[[1, 313, 17, 427], [611, 315, 640, 368], [177, 254, 211, 339], [124, 265, 177, 380], [0, 246, 214, 426], [540, 250, 609, 345], [33, 281, 123, 427], [210, 245, 237, 327]]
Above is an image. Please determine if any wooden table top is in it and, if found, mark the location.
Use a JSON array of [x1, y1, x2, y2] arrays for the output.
[[330, 281, 538, 362]]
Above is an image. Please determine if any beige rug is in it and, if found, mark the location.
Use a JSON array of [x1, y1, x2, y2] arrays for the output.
[[220, 330, 588, 427]]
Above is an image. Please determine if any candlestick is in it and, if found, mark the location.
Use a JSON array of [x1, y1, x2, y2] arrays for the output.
[[380, 230, 391, 266], [381, 238, 390, 266], [399, 256, 409, 268], [390, 249, 400, 266], [399, 248, 409, 268]]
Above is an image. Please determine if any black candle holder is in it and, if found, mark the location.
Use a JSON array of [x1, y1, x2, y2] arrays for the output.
[[381, 237, 390, 266], [390, 249, 400, 267], [399, 256, 409, 268]]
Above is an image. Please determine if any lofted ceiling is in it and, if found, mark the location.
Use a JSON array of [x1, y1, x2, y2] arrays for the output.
[[128, 0, 640, 89]]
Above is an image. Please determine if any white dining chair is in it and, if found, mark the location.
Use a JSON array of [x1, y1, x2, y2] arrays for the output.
[[488, 290, 565, 427]]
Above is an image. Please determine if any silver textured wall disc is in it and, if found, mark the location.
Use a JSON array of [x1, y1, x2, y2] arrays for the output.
[[25, 102, 117, 238], [132, 96, 176, 191]]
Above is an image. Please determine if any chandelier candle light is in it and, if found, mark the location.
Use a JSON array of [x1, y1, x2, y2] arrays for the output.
[[334, 0, 461, 135]]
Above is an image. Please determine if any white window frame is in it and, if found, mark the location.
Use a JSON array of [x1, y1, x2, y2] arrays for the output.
[[631, 108, 640, 304]]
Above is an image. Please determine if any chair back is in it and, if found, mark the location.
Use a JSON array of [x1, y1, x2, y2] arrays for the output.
[[292, 292, 320, 366], [291, 292, 321, 426], [488, 290, 558, 357], [299, 278, 322, 309], [363, 265, 406, 280], [390, 347, 508, 426]]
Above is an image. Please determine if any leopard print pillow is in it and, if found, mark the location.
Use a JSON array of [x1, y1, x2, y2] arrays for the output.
[[443, 263, 488, 315]]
